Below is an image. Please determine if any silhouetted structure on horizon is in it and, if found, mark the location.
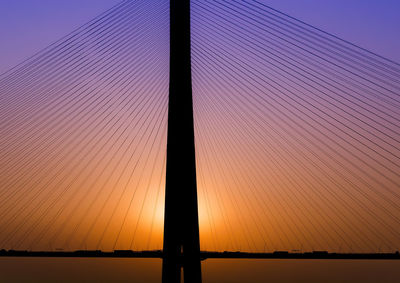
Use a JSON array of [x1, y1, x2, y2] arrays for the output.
[[2, 249, 400, 260], [162, 0, 202, 283]]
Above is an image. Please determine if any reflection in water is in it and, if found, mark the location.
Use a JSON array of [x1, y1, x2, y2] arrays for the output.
[[0, 258, 399, 283], [203, 259, 400, 283]]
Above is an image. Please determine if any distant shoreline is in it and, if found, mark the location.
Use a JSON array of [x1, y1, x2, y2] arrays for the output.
[[1, 249, 399, 260]]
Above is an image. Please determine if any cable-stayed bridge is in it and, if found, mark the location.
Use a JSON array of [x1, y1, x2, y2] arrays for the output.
[[0, 0, 399, 282]]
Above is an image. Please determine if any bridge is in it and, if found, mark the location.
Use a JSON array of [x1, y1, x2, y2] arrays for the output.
[[0, 0, 399, 282]]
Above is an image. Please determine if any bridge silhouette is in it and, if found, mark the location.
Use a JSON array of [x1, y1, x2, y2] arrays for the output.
[[0, 0, 400, 282]]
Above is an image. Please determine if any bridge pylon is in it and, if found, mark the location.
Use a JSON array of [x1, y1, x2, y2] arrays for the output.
[[162, 0, 202, 282]]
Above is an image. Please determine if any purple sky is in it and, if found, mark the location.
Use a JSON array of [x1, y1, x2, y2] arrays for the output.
[[0, 0, 399, 253], [0, 0, 399, 73]]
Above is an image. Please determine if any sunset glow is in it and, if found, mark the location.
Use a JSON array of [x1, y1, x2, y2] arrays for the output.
[[0, 0, 399, 256]]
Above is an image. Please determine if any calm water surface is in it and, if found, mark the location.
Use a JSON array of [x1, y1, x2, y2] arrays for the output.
[[0, 258, 399, 282]]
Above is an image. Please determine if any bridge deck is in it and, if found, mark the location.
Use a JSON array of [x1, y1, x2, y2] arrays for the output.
[[1, 250, 399, 260]]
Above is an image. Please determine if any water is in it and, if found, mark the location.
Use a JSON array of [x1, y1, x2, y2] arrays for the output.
[[0, 258, 399, 283]]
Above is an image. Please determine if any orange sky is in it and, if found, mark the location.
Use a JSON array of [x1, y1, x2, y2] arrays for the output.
[[0, 0, 399, 253]]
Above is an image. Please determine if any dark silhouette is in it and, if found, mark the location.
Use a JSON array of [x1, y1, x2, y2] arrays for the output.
[[1, 250, 399, 260], [162, 0, 202, 283]]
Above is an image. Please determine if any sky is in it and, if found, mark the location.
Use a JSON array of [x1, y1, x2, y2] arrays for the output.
[[0, 0, 399, 254], [0, 0, 399, 74]]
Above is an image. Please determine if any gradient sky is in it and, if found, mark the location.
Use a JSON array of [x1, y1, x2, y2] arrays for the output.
[[0, 0, 399, 254], [0, 0, 400, 74]]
